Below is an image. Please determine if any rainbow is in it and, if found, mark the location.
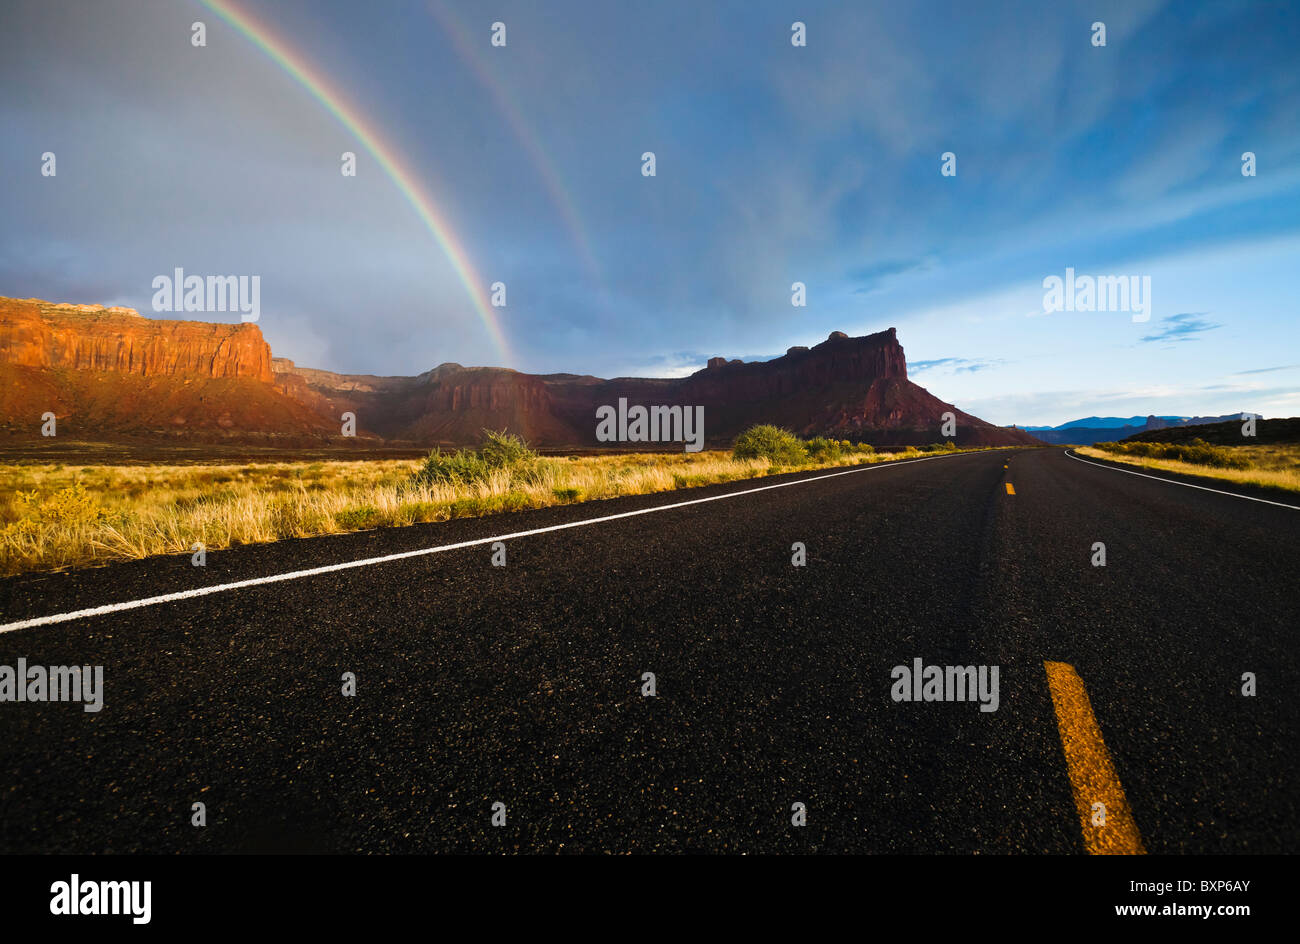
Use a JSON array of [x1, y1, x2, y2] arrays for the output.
[[196, 0, 511, 365], [426, 0, 610, 324]]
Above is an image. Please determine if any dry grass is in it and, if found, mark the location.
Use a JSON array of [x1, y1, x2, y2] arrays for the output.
[[1076, 443, 1300, 494], [0, 445, 1004, 575]]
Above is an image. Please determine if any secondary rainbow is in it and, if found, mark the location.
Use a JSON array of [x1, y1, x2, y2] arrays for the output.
[[197, 0, 511, 365], [427, 0, 611, 326]]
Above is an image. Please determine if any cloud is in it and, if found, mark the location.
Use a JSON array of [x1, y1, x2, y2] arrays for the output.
[[1139, 312, 1222, 343], [909, 356, 1004, 374], [1235, 364, 1300, 375], [2, 0, 1297, 388], [908, 357, 962, 372], [848, 257, 932, 294]]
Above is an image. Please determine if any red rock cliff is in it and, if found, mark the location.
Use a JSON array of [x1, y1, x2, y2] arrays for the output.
[[0, 296, 273, 382]]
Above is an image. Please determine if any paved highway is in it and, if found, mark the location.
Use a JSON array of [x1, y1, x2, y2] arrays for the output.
[[0, 447, 1295, 852]]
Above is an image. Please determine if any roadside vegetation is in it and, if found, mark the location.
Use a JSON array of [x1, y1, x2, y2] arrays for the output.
[[1, 427, 1000, 575], [1079, 440, 1300, 494], [1089, 437, 1250, 469], [732, 424, 958, 464]]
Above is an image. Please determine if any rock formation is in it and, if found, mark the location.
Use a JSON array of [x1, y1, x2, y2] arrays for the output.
[[0, 296, 1040, 448], [0, 297, 272, 381]]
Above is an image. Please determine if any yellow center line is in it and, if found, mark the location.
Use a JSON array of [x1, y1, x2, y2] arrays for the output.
[[1005, 482, 1015, 494], [1043, 661, 1146, 854]]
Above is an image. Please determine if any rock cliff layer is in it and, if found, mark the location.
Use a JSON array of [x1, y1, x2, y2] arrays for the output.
[[1, 296, 1039, 447], [270, 326, 1038, 447], [0, 297, 272, 382]]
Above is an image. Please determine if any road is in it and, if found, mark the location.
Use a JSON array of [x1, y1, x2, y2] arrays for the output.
[[0, 447, 1296, 853]]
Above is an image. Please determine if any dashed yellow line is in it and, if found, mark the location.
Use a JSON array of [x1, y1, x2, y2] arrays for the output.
[[1043, 661, 1146, 855], [1005, 482, 1015, 495]]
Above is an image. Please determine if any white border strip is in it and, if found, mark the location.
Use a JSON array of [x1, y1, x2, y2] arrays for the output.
[[1, 451, 980, 634], [1065, 449, 1300, 510]]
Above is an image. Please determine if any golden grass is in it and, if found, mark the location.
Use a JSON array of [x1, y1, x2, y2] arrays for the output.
[[0, 446, 1009, 576], [1076, 444, 1300, 494]]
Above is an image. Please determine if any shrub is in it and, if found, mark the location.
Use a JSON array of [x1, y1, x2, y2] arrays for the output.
[[732, 425, 809, 464], [409, 429, 541, 487], [335, 506, 381, 530], [12, 484, 107, 527], [479, 429, 536, 470], [1096, 437, 1250, 469], [411, 448, 490, 486], [805, 436, 843, 461]]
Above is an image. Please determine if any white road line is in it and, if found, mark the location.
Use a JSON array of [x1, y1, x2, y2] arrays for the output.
[[1065, 449, 1300, 510], [1, 450, 985, 634]]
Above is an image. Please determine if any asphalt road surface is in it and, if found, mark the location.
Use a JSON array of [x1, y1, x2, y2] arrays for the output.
[[1, 447, 1295, 853]]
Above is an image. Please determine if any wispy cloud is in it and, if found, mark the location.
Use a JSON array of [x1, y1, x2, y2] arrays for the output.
[[1235, 364, 1300, 375], [849, 257, 932, 294], [1, 0, 1296, 395], [1140, 312, 1222, 344], [909, 356, 1005, 374]]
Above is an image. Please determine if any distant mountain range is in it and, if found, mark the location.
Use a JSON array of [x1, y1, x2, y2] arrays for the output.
[[1022, 413, 1246, 445], [0, 296, 1039, 448], [1022, 415, 1184, 431]]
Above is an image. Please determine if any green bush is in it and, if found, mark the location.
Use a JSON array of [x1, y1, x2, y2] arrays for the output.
[[732, 425, 810, 464], [409, 429, 541, 487], [411, 448, 490, 485], [335, 506, 381, 530], [805, 436, 844, 461], [480, 429, 536, 470]]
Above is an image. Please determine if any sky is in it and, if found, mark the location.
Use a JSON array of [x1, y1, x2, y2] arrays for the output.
[[1, 0, 1297, 426]]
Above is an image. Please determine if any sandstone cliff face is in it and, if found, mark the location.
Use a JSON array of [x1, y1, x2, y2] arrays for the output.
[[532, 328, 1038, 446], [681, 328, 907, 403], [2, 295, 1038, 447], [275, 325, 1037, 446], [0, 297, 272, 382], [0, 297, 332, 440], [272, 358, 583, 443]]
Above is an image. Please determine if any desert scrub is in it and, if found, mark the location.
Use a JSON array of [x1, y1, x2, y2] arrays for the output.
[[0, 441, 1010, 576], [10, 483, 108, 527], [732, 425, 810, 465], [409, 429, 545, 487], [1077, 441, 1300, 494], [805, 436, 844, 462], [1094, 438, 1250, 469], [334, 505, 382, 530]]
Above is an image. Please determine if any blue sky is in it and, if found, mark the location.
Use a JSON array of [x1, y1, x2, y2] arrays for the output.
[[1, 0, 1297, 425]]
